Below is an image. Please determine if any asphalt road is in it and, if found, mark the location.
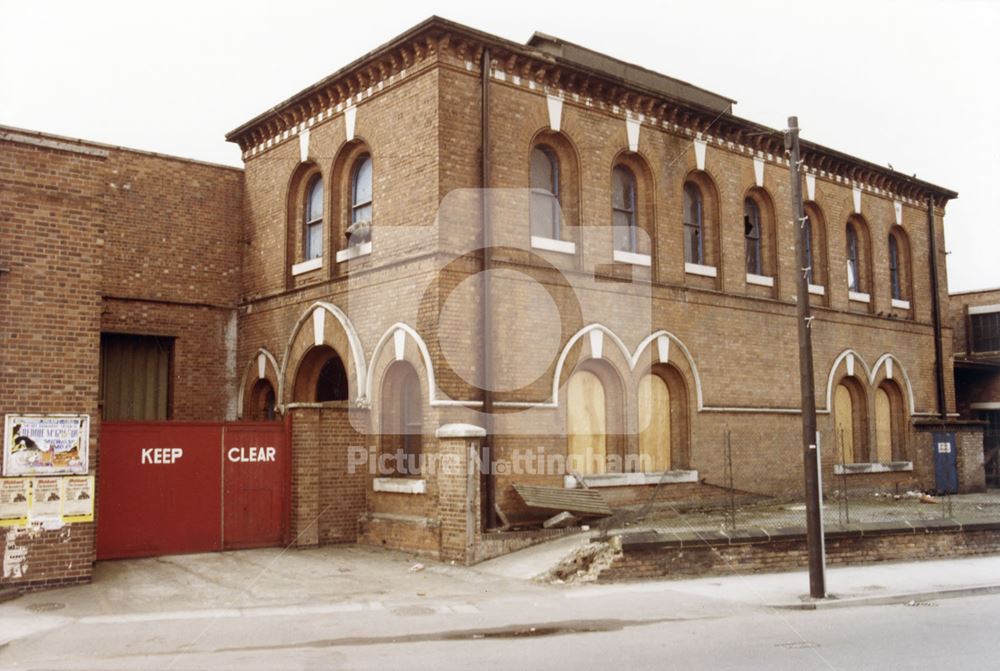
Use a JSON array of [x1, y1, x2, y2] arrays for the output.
[[2, 580, 998, 670]]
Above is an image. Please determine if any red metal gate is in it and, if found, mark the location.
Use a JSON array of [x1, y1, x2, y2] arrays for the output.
[[97, 418, 290, 560]]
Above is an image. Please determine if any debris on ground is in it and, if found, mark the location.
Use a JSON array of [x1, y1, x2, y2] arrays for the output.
[[536, 536, 623, 585], [919, 493, 940, 504], [409, 563, 425, 572], [542, 511, 578, 529]]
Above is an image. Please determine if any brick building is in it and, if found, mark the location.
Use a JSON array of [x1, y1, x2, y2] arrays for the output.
[[1, 17, 983, 589], [951, 289, 1000, 486]]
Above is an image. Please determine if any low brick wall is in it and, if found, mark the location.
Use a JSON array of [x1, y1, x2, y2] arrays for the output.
[[600, 520, 1000, 581]]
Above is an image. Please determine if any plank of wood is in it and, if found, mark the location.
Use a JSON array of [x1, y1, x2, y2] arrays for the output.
[[513, 483, 613, 516]]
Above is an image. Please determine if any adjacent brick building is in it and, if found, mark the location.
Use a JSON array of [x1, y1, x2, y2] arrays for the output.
[[1, 17, 984, 588], [951, 288, 1000, 486]]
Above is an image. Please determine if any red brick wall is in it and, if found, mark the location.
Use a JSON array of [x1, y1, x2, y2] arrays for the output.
[[1, 128, 242, 589], [0, 133, 105, 589]]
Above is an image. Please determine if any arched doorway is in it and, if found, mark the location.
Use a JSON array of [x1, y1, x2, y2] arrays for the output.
[[248, 378, 278, 421], [293, 345, 349, 403]]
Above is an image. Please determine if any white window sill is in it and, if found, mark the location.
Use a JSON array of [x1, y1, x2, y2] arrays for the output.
[[531, 236, 576, 255], [746, 273, 774, 287], [892, 298, 911, 310], [564, 470, 698, 488], [613, 249, 651, 267], [336, 240, 372, 263], [849, 291, 871, 303], [373, 477, 426, 494], [808, 284, 826, 296], [833, 462, 913, 475], [685, 262, 717, 278], [291, 257, 323, 276]]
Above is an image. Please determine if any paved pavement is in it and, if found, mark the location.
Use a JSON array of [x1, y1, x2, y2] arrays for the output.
[[1, 542, 998, 669]]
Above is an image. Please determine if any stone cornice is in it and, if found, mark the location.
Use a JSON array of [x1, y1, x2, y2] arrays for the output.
[[227, 16, 956, 205]]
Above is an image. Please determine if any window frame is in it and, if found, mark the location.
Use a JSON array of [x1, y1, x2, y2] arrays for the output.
[[530, 144, 561, 240], [348, 153, 373, 246], [304, 173, 324, 261], [612, 165, 638, 253], [683, 182, 704, 265], [743, 197, 762, 275], [846, 222, 861, 292]]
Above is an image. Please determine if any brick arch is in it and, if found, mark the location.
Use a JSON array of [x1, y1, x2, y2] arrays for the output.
[[280, 302, 366, 404], [870, 353, 917, 416], [823, 349, 873, 414], [237, 348, 282, 418], [366, 323, 436, 412]]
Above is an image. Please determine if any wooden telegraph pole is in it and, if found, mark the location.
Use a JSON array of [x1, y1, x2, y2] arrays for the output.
[[785, 116, 827, 599]]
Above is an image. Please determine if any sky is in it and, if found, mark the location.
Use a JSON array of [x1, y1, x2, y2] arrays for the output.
[[1, 0, 997, 292]]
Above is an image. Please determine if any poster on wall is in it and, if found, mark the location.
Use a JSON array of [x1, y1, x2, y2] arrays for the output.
[[3, 414, 89, 476], [0, 478, 31, 526], [30, 477, 62, 518], [61, 476, 95, 523]]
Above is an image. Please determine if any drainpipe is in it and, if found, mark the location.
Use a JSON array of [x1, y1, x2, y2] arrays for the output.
[[480, 46, 497, 530], [927, 194, 947, 419]]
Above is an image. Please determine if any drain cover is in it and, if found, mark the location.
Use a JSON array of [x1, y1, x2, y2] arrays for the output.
[[27, 602, 66, 612]]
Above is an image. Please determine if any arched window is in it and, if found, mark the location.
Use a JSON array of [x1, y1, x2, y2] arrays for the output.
[[381, 362, 423, 477], [683, 182, 704, 264], [744, 197, 762, 275], [304, 174, 324, 260], [530, 145, 560, 239], [348, 153, 373, 245], [888, 229, 911, 304], [802, 214, 814, 284], [846, 223, 861, 292], [612, 165, 637, 253], [567, 370, 607, 475], [889, 235, 901, 299], [316, 355, 348, 402]]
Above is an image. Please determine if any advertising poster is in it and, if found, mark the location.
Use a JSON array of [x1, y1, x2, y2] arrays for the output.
[[3, 415, 90, 476], [0, 478, 31, 526], [61, 476, 95, 523], [31, 477, 62, 518]]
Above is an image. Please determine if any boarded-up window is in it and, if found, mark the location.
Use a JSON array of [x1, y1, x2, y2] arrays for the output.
[[567, 370, 606, 475], [638, 373, 671, 472], [834, 384, 855, 463], [874, 387, 893, 464], [100, 334, 172, 420]]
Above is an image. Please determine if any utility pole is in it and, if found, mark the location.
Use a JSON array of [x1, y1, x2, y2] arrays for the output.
[[785, 116, 826, 599]]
